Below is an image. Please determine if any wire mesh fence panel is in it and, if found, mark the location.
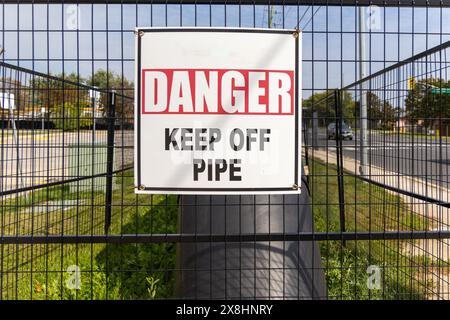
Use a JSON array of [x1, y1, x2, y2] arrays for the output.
[[328, 41, 450, 300], [0, 61, 135, 299], [1, 1, 450, 300]]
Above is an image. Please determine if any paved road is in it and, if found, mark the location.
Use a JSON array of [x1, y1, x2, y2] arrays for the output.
[[0, 130, 133, 195], [306, 128, 450, 188], [0, 131, 108, 194]]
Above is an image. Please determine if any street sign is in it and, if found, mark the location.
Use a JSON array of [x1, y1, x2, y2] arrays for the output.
[[0, 93, 15, 110], [431, 88, 450, 94], [135, 28, 301, 195]]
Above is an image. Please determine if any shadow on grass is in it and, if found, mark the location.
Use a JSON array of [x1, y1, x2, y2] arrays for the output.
[[95, 196, 178, 299]]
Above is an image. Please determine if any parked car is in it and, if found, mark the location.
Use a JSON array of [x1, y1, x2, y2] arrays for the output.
[[327, 122, 354, 140]]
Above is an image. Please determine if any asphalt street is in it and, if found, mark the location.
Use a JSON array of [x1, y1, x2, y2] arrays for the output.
[[307, 128, 450, 188]]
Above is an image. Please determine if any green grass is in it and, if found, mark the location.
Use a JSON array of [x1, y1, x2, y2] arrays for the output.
[[0, 161, 439, 300], [374, 129, 450, 141], [309, 159, 436, 299], [0, 171, 178, 299]]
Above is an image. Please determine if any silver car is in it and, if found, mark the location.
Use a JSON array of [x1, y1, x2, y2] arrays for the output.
[[327, 122, 354, 140]]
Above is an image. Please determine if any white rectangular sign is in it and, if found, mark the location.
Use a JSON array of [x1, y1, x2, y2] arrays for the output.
[[135, 28, 301, 195], [0, 93, 15, 110]]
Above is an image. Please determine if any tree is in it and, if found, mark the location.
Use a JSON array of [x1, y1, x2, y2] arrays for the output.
[[51, 101, 93, 131], [405, 78, 450, 127], [366, 92, 397, 129], [0, 77, 34, 114], [86, 70, 134, 122], [29, 73, 93, 131], [31, 70, 134, 128], [303, 90, 356, 125], [31, 73, 89, 112]]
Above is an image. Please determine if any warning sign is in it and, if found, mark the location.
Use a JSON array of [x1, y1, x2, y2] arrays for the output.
[[135, 28, 301, 194]]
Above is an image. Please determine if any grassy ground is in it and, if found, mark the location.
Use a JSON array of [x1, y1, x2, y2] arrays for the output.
[[0, 162, 438, 299], [372, 129, 450, 141], [0, 171, 178, 299], [309, 159, 435, 299]]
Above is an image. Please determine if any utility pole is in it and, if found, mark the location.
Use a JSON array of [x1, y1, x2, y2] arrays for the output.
[[359, 7, 368, 177], [268, 5, 276, 28]]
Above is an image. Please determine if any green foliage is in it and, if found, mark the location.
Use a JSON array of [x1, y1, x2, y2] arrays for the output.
[[2, 170, 177, 300], [31, 70, 133, 121], [321, 242, 383, 299], [4, 160, 437, 300], [51, 102, 93, 131], [303, 90, 357, 125], [94, 195, 178, 299], [37, 265, 120, 300], [86, 69, 133, 93], [303, 90, 398, 130], [86, 69, 134, 119], [405, 78, 450, 126], [310, 159, 432, 299], [146, 276, 160, 299], [366, 92, 398, 129], [32, 73, 87, 110]]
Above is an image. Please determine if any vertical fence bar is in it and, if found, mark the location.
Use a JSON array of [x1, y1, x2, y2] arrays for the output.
[[2, 0, 450, 301], [334, 90, 346, 240], [303, 119, 309, 166], [105, 91, 116, 234]]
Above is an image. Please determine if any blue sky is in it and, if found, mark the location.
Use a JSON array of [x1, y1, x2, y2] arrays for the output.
[[1, 3, 450, 98]]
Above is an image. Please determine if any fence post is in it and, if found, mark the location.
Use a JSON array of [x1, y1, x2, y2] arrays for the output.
[[312, 111, 319, 149], [334, 90, 346, 244], [104, 91, 116, 234], [303, 119, 309, 166]]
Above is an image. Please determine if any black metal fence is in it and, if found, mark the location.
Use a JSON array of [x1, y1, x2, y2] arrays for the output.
[[2, 1, 450, 300], [304, 39, 450, 299], [0, 61, 134, 299]]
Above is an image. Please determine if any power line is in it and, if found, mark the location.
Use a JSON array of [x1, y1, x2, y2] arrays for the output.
[[296, 5, 312, 29], [299, 5, 322, 30]]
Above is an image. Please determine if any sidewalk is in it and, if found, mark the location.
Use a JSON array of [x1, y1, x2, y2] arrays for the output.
[[309, 147, 450, 228]]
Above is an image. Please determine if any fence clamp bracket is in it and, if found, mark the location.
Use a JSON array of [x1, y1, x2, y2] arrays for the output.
[[137, 185, 146, 191], [292, 29, 300, 38], [135, 30, 145, 37], [292, 183, 299, 190]]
